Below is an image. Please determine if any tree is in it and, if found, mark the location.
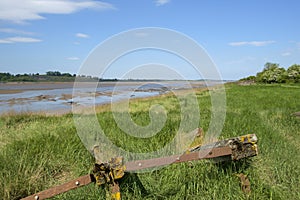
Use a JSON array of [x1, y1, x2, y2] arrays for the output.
[[61, 73, 72, 77], [286, 64, 300, 83], [46, 71, 61, 76], [0, 72, 12, 81], [256, 62, 286, 83], [263, 62, 279, 71]]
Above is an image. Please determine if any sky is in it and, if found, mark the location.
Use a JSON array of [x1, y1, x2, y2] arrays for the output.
[[0, 0, 300, 80]]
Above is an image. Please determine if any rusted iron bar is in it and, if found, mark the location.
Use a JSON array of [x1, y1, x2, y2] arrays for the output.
[[125, 146, 232, 171], [21, 174, 93, 200]]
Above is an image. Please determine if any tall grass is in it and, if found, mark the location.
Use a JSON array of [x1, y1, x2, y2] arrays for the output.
[[0, 83, 299, 199]]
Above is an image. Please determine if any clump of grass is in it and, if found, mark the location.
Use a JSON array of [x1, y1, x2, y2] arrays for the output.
[[0, 114, 93, 200], [0, 83, 299, 199]]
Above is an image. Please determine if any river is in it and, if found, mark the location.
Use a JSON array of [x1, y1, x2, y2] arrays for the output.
[[0, 81, 215, 115]]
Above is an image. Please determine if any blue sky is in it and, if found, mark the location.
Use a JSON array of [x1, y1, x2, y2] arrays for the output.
[[0, 0, 299, 80]]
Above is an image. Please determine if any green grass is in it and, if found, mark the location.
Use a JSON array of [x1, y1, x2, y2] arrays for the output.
[[0, 83, 300, 199]]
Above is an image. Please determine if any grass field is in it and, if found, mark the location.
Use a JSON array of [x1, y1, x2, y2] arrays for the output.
[[0, 83, 299, 200]]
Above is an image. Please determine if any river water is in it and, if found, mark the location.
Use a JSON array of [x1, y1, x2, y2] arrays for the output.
[[0, 81, 213, 115]]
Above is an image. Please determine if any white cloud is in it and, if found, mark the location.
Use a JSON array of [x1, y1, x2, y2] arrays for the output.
[[0, 0, 115, 23], [155, 0, 171, 6], [0, 39, 12, 44], [76, 33, 89, 38], [281, 52, 291, 56], [66, 57, 80, 60], [0, 28, 34, 35], [229, 40, 275, 47], [0, 36, 42, 44]]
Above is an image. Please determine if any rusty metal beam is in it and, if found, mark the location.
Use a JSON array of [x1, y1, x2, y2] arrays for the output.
[[21, 174, 93, 200], [125, 146, 232, 171]]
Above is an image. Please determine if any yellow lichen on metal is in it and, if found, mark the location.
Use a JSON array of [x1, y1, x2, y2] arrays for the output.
[[111, 192, 121, 200], [240, 136, 245, 143], [252, 144, 258, 151], [231, 134, 258, 160], [184, 150, 191, 154], [93, 157, 126, 187], [93, 163, 109, 186], [239, 134, 257, 145], [109, 182, 121, 200], [110, 157, 126, 180]]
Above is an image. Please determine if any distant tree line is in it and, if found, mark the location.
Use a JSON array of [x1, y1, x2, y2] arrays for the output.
[[45, 71, 75, 77], [0, 71, 77, 82], [0, 71, 110, 82], [240, 62, 300, 83]]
